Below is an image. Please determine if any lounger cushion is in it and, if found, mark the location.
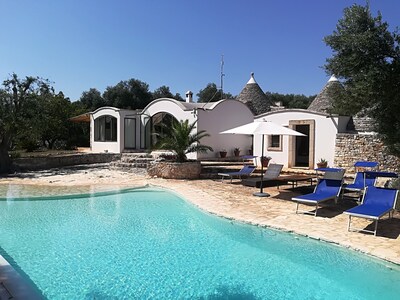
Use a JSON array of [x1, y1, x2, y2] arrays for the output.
[[241, 164, 283, 187], [343, 172, 377, 191], [292, 179, 342, 204], [241, 178, 280, 188], [344, 205, 392, 220], [292, 192, 337, 204], [218, 165, 256, 178], [344, 186, 398, 219]]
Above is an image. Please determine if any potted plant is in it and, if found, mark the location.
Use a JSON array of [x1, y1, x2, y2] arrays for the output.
[[219, 149, 227, 158], [233, 147, 240, 157], [149, 119, 213, 179], [261, 156, 272, 167], [317, 158, 328, 168]]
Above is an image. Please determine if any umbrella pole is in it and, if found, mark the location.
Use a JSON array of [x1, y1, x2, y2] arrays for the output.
[[253, 134, 270, 197]]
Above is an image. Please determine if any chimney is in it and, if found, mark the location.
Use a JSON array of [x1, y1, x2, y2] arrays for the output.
[[185, 90, 193, 103]]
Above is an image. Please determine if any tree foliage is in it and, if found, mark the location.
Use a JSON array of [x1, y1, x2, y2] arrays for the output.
[[103, 79, 152, 109], [0, 74, 90, 173], [154, 119, 213, 162], [324, 4, 400, 155], [265, 92, 315, 109], [196, 83, 233, 103], [0, 74, 51, 172], [37, 92, 78, 149], [152, 85, 183, 101], [79, 88, 106, 110], [78, 82, 185, 111]]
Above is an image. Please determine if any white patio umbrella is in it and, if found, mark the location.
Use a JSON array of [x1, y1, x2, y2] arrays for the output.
[[220, 121, 305, 197]]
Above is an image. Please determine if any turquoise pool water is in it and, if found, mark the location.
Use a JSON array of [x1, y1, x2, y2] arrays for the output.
[[0, 187, 399, 299]]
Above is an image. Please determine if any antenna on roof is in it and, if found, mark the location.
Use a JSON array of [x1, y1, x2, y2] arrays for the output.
[[201, 55, 225, 109], [220, 54, 225, 100]]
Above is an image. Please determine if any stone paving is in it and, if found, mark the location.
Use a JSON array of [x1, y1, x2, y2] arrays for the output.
[[1, 165, 399, 265]]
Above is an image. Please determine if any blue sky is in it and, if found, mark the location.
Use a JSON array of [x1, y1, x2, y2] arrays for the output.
[[1, 0, 399, 101]]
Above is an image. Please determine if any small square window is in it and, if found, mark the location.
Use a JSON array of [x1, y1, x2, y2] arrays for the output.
[[267, 135, 282, 151]]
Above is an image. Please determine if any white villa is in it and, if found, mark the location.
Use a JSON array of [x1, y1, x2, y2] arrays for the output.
[[73, 73, 387, 170], [83, 92, 254, 160], [254, 110, 350, 169]]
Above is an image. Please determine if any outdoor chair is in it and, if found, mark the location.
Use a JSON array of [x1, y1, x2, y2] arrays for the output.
[[218, 165, 256, 183], [342, 161, 378, 199], [292, 178, 343, 216], [343, 172, 377, 193], [344, 186, 398, 236], [317, 168, 346, 180], [241, 164, 283, 188]]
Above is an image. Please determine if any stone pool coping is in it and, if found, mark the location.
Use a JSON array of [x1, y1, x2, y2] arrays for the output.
[[151, 179, 400, 266]]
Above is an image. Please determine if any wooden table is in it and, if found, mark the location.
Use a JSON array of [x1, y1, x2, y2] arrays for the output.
[[276, 175, 314, 189]]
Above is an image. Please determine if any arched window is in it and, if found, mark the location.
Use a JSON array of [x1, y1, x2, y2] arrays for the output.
[[150, 112, 177, 146], [94, 116, 117, 142]]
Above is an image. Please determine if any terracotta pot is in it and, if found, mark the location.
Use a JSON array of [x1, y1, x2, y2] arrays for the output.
[[317, 162, 328, 168], [261, 157, 270, 167], [220, 151, 227, 158], [234, 150, 240, 157]]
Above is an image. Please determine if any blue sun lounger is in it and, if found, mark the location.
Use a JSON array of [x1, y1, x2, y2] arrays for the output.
[[342, 161, 378, 197], [315, 167, 346, 180], [344, 172, 378, 192], [292, 178, 343, 216], [218, 165, 256, 183], [344, 186, 399, 236]]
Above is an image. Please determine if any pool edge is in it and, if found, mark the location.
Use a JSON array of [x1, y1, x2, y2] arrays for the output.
[[0, 255, 44, 300], [154, 183, 400, 267]]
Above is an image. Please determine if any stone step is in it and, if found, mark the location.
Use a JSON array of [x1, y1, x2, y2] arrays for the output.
[[111, 152, 155, 171], [110, 161, 149, 169], [120, 157, 154, 163], [110, 165, 148, 175]]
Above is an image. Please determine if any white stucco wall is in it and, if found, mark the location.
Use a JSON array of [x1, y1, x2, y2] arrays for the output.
[[142, 99, 197, 125], [91, 107, 121, 153], [143, 99, 254, 159], [90, 107, 141, 153], [89, 99, 254, 158], [197, 100, 254, 158], [142, 98, 197, 159], [255, 109, 342, 168], [198, 100, 254, 157]]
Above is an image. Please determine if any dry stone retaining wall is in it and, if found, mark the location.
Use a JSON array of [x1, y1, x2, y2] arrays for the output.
[[147, 161, 202, 179], [334, 133, 400, 172], [13, 153, 120, 171]]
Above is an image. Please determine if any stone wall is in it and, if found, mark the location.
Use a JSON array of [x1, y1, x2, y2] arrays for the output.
[[13, 153, 120, 171], [147, 161, 202, 179], [334, 133, 400, 172]]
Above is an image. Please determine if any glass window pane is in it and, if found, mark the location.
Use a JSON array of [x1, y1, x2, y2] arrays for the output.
[[124, 118, 136, 148]]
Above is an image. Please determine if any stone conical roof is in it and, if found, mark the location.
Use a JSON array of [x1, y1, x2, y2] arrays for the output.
[[237, 73, 272, 115], [308, 75, 343, 113]]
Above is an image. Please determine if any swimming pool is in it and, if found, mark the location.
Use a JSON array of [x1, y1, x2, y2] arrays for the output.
[[0, 187, 399, 299]]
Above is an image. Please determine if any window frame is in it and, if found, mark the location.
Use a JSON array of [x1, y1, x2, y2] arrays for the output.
[[267, 134, 283, 151], [94, 115, 118, 142]]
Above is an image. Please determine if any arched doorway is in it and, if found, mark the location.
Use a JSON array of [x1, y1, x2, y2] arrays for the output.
[[148, 112, 178, 147]]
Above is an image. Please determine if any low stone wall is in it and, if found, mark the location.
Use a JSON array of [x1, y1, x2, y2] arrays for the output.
[[334, 133, 400, 172], [13, 153, 120, 171], [147, 161, 202, 179]]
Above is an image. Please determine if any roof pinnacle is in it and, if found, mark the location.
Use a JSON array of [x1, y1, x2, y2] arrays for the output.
[[247, 72, 256, 84]]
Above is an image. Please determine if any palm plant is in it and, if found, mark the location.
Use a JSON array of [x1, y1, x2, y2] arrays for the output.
[[154, 119, 213, 162]]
